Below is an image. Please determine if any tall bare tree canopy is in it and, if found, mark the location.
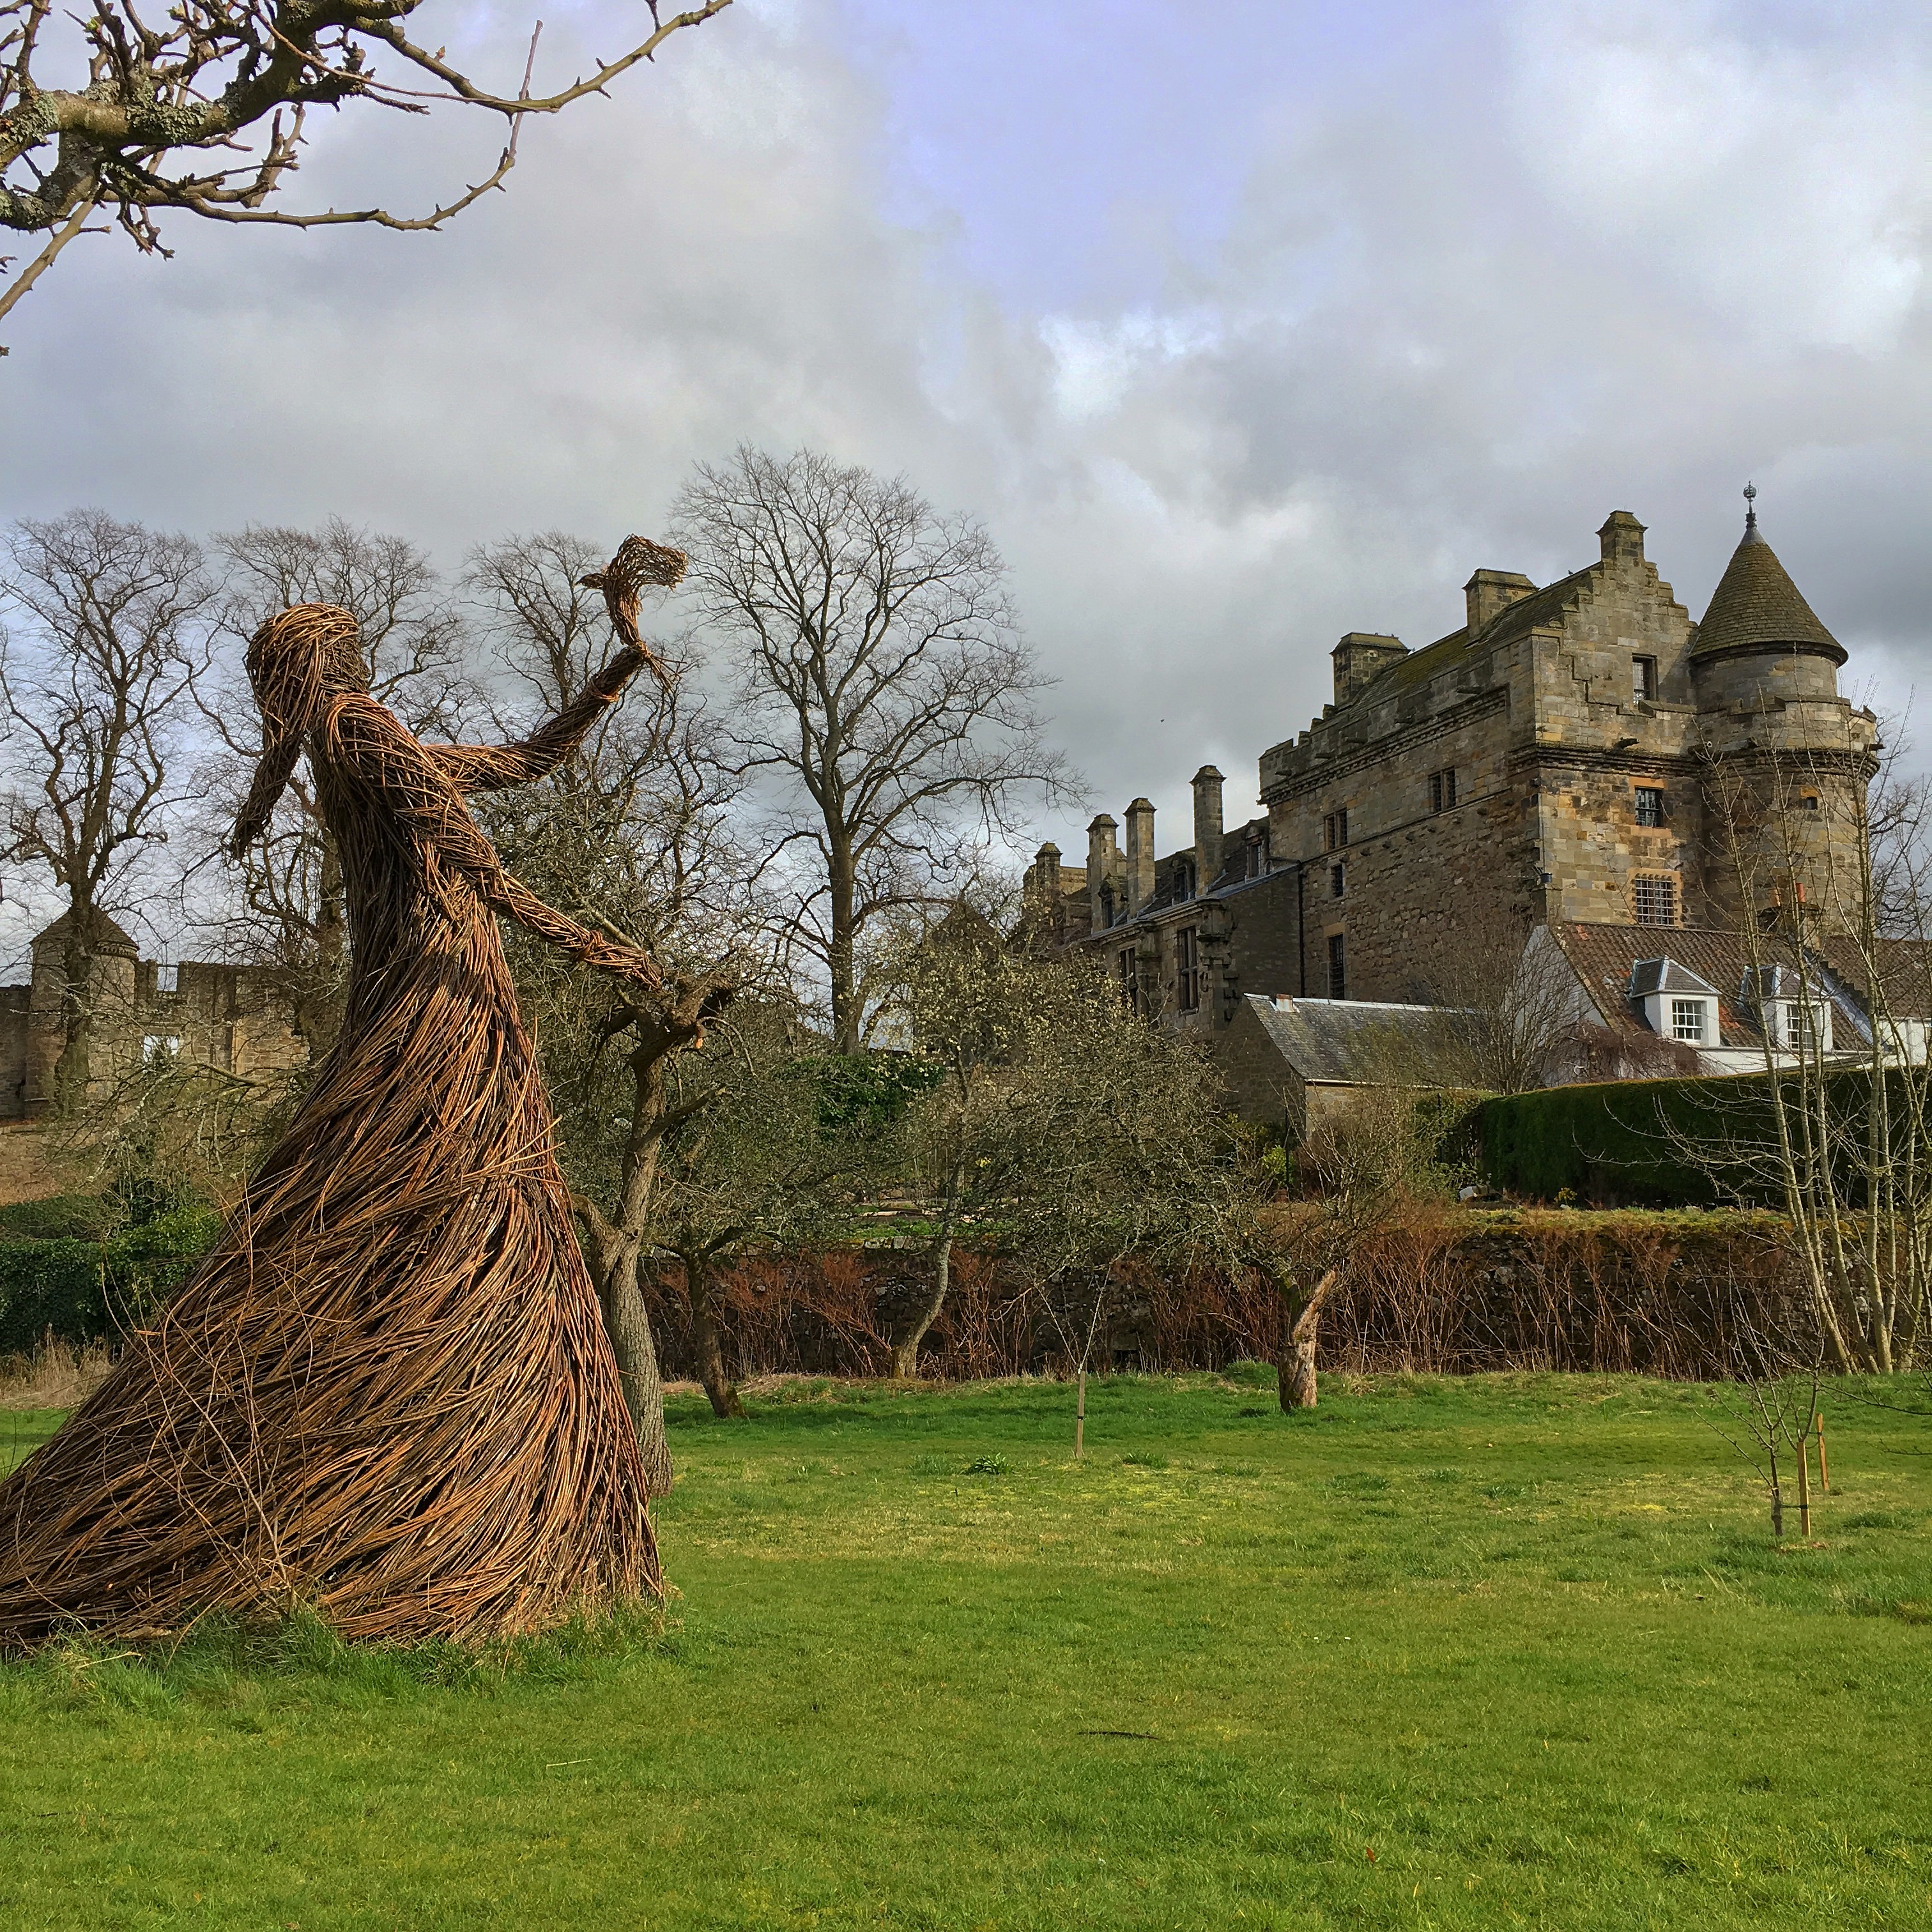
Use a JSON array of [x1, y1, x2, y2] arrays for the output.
[[0, 509, 213, 1098], [0, 0, 731, 330], [673, 446, 1073, 1051]]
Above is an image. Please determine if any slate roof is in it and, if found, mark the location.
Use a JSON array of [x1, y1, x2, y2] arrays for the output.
[[1350, 565, 1597, 706], [1692, 518, 1843, 663], [1240, 994, 1451, 1085]]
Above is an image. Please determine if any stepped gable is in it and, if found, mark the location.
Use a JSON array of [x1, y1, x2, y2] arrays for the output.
[[1692, 505, 1843, 664]]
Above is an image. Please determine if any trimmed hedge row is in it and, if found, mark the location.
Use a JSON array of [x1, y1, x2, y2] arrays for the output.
[[0, 1208, 220, 1354], [1474, 1067, 1924, 1208]]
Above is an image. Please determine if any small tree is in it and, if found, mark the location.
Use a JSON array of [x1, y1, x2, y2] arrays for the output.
[[671, 447, 1073, 1050], [994, 962, 1261, 1453], [1, 509, 213, 1104], [646, 1006, 861, 1419], [881, 901, 1034, 1379]]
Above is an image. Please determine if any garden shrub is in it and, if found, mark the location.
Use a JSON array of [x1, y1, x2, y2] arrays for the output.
[[0, 1206, 220, 1353]]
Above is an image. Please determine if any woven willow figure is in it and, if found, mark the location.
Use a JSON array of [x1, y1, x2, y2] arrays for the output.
[[0, 538, 687, 1645]]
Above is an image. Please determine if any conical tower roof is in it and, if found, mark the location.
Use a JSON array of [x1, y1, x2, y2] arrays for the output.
[[1692, 496, 1843, 663]]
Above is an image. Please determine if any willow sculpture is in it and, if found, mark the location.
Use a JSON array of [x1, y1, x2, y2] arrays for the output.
[[0, 538, 688, 1646]]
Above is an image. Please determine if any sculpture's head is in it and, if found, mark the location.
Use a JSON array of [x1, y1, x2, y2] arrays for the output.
[[229, 604, 371, 857]]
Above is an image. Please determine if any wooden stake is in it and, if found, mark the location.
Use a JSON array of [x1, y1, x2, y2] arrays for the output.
[[1076, 1367, 1086, 1460], [1815, 1413, 1829, 1492], [1797, 1431, 1812, 1538]]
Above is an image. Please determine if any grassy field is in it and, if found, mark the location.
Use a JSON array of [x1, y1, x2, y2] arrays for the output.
[[1, 1368, 1929, 1929]]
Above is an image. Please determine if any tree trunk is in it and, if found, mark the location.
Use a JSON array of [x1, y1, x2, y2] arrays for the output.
[[1276, 1268, 1338, 1412], [52, 921, 95, 1111], [891, 1227, 954, 1381], [828, 837, 860, 1054], [597, 1242, 675, 1496], [684, 1248, 744, 1420]]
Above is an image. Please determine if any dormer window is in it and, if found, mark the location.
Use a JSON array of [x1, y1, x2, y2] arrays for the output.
[[1632, 955, 1719, 1048]]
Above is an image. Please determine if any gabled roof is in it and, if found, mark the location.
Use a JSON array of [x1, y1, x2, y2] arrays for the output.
[[1629, 956, 1721, 999], [1692, 516, 1843, 663], [1239, 994, 1450, 1085]]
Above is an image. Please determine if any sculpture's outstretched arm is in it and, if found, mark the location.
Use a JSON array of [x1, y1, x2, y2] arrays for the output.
[[330, 695, 664, 995], [424, 645, 650, 794]]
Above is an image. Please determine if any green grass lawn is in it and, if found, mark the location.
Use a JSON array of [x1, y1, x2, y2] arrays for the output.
[[2, 1368, 1929, 1929]]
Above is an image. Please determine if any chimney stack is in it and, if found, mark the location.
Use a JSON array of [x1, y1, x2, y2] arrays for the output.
[[1598, 510, 1646, 565], [1192, 766, 1224, 892], [1463, 569, 1535, 637], [1028, 841, 1061, 915], [1331, 632, 1408, 708], [1124, 799, 1156, 914], [1087, 815, 1119, 930]]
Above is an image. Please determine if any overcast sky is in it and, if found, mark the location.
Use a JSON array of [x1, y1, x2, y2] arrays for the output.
[[5, 0, 1929, 957]]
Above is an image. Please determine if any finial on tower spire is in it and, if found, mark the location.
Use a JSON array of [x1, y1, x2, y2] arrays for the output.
[[1742, 480, 1759, 542]]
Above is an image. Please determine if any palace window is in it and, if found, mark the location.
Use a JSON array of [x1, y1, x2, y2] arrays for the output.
[[1117, 945, 1139, 1012], [1176, 925, 1201, 1013], [142, 1034, 181, 1064], [1669, 999, 1707, 1044], [1327, 933, 1347, 1000], [1800, 793, 1820, 812], [1176, 855, 1197, 901], [1429, 768, 1457, 813], [1634, 786, 1665, 828], [155, 963, 178, 992], [1330, 862, 1346, 900], [1324, 808, 1349, 851], [1633, 656, 1657, 702], [1634, 874, 1678, 926]]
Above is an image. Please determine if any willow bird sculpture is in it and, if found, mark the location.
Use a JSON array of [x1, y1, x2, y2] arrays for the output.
[[0, 537, 689, 1646]]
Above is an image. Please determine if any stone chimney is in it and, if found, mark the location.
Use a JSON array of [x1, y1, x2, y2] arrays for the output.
[[1087, 815, 1119, 930], [1192, 766, 1224, 892], [1331, 633, 1408, 708], [1598, 510, 1646, 565], [1027, 841, 1061, 914], [1463, 569, 1536, 637], [1124, 798, 1156, 915]]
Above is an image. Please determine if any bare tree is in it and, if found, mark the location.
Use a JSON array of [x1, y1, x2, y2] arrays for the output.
[[671, 446, 1074, 1051], [0, 0, 731, 333], [1406, 908, 1585, 1094], [0, 508, 213, 1104], [470, 531, 747, 1491]]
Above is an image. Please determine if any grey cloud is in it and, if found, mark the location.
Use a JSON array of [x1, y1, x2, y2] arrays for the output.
[[2, 0, 1927, 923]]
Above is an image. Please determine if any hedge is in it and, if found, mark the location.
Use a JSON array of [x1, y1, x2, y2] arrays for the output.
[[0, 1206, 220, 1354], [1474, 1067, 1926, 1208]]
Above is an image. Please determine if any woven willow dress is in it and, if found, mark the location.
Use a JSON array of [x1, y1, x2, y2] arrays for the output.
[[0, 662, 657, 1644]]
